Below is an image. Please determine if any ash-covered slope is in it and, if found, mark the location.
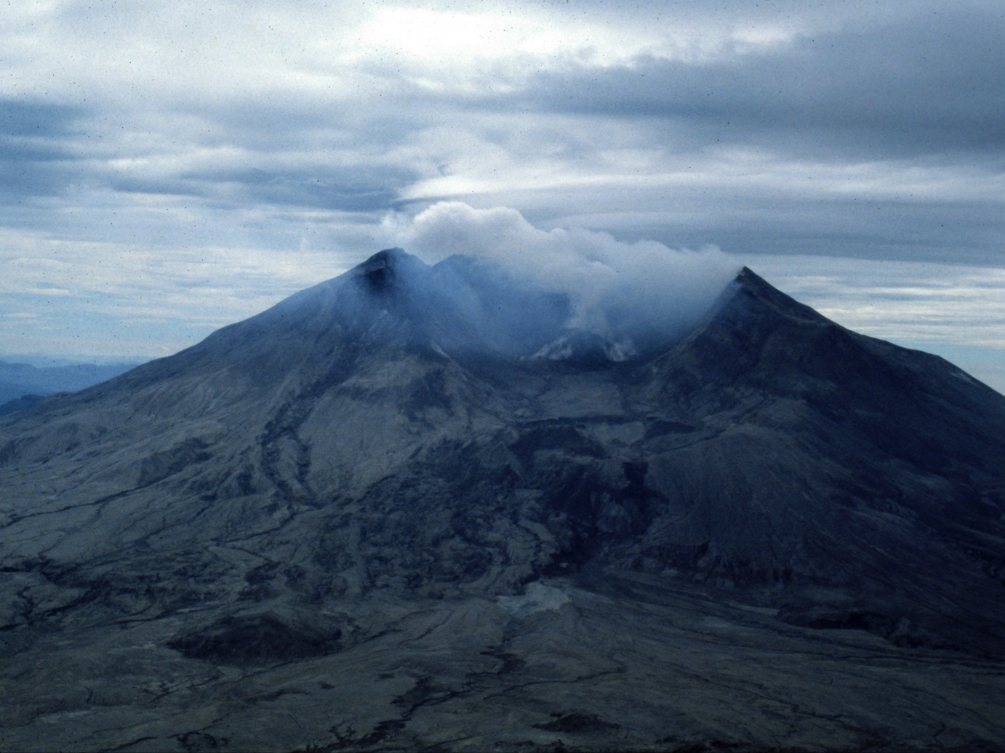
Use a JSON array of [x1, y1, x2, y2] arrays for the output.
[[2, 250, 1005, 752], [645, 268, 1005, 650]]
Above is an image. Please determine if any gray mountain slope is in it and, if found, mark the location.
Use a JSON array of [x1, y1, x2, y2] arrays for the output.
[[1, 250, 1005, 752]]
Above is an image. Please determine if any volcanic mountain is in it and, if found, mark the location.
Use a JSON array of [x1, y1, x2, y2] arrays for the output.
[[1, 249, 1004, 752]]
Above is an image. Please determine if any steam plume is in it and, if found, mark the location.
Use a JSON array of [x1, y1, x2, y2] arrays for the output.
[[389, 202, 739, 352]]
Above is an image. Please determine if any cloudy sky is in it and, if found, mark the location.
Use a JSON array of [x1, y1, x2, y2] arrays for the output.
[[1, 0, 1003, 389]]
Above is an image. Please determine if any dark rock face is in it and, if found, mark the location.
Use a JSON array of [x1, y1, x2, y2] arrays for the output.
[[1, 250, 1005, 751], [167, 612, 343, 665]]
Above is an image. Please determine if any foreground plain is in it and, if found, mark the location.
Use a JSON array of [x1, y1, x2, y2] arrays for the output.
[[2, 573, 1004, 751]]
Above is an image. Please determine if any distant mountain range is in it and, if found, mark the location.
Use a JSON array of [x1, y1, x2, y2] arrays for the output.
[[1, 250, 1004, 752], [0, 358, 141, 413]]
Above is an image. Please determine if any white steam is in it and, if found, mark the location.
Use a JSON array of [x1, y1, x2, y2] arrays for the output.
[[388, 202, 739, 348]]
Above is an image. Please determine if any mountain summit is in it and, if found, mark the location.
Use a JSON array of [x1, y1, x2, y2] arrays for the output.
[[2, 251, 1005, 752]]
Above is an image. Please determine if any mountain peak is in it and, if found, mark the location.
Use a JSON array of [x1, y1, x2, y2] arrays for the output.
[[729, 265, 827, 325], [350, 247, 425, 292]]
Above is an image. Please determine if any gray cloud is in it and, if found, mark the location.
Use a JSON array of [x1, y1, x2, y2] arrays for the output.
[[109, 164, 419, 212], [511, 6, 1005, 159], [0, 0, 1001, 367], [0, 100, 84, 199], [0, 100, 81, 138]]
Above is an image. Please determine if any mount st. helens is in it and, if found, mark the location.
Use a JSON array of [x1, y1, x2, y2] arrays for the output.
[[1, 249, 1004, 752]]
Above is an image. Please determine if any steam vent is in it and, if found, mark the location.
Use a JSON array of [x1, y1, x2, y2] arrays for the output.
[[2, 249, 1005, 752]]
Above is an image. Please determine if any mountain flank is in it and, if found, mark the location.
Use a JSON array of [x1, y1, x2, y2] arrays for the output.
[[1, 249, 1004, 752]]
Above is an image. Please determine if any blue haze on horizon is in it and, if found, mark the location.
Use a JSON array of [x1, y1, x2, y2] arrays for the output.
[[0, 0, 1002, 391]]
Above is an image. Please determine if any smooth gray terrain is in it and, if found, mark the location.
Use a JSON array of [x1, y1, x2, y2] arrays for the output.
[[1, 250, 1004, 752]]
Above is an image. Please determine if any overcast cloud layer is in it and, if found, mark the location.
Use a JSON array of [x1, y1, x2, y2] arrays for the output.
[[0, 0, 1002, 388]]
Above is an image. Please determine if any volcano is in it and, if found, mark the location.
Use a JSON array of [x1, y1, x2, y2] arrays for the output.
[[1, 249, 1005, 752]]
